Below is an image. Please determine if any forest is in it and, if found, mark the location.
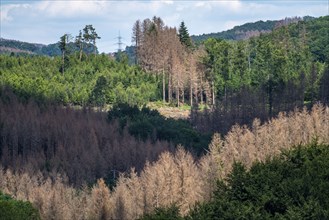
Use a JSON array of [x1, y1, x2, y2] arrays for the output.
[[191, 16, 315, 43], [0, 15, 329, 219]]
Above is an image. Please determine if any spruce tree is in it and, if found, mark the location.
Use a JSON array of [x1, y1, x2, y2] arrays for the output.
[[178, 21, 193, 50], [58, 34, 70, 75]]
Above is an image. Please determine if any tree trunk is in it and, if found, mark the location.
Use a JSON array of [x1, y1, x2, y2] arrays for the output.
[[94, 40, 97, 57], [268, 78, 273, 117], [79, 44, 83, 61], [135, 46, 139, 65], [177, 86, 180, 107], [62, 51, 65, 75], [162, 69, 166, 103], [168, 73, 172, 103], [190, 77, 193, 107], [200, 74, 203, 105]]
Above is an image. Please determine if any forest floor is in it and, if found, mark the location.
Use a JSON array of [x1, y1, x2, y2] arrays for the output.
[[156, 107, 190, 119], [148, 102, 190, 119], [70, 103, 191, 120]]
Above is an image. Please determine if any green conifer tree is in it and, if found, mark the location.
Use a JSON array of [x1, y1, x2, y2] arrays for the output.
[[178, 21, 193, 50]]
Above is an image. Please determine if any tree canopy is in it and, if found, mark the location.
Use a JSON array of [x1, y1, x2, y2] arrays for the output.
[[178, 21, 193, 49]]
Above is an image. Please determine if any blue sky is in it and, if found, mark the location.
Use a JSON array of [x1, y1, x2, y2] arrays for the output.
[[1, 0, 328, 53]]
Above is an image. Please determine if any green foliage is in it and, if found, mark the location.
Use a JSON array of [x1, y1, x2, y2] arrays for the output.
[[201, 15, 329, 111], [188, 143, 329, 219], [0, 54, 160, 106], [0, 191, 41, 220], [82, 24, 101, 56], [89, 75, 108, 106], [1, 16, 327, 110], [0, 38, 42, 54], [0, 38, 95, 56], [108, 104, 211, 154], [306, 16, 329, 62], [139, 205, 183, 220], [178, 21, 193, 49], [192, 19, 279, 43], [319, 64, 329, 103], [191, 16, 316, 44]]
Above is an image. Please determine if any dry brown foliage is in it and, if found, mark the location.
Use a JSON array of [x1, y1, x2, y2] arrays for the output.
[[0, 167, 89, 219], [1, 104, 328, 219], [110, 146, 203, 218], [208, 104, 329, 177], [0, 147, 202, 219], [0, 92, 173, 185]]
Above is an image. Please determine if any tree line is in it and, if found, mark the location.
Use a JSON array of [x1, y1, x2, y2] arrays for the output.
[[191, 16, 315, 43]]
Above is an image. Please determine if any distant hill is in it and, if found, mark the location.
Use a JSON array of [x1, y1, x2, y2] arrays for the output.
[[0, 38, 97, 56], [0, 38, 45, 55], [191, 16, 315, 43]]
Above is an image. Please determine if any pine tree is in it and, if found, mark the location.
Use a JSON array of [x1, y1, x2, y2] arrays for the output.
[[90, 25, 101, 57], [83, 24, 100, 57]]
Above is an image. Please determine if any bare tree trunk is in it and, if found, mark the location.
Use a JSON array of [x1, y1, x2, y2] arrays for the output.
[[177, 86, 180, 107], [162, 69, 166, 103], [169, 74, 172, 103], [193, 80, 199, 107], [190, 70, 193, 106], [200, 74, 203, 105]]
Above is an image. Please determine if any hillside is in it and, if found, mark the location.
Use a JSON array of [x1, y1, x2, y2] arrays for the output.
[[1, 15, 328, 131], [0, 38, 45, 55], [1, 16, 315, 56], [1, 12, 329, 219], [191, 16, 315, 43], [0, 38, 96, 56], [1, 104, 328, 219]]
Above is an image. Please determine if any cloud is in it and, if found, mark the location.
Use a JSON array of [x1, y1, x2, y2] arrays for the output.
[[0, 3, 30, 23], [1, 0, 328, 53], [35, 0, 108, 18], [192, 1, 243, 12], [213, 1, 243, 12], [194, 1, 211, 10], [162, 0, 174, 5]]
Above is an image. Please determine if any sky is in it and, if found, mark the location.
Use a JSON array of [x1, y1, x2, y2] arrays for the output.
[[1, 0, 328, 53]]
